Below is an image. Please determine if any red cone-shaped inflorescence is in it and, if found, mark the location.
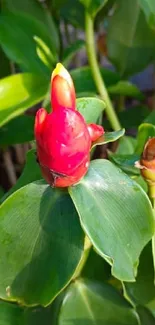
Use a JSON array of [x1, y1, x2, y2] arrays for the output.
[[34, 63, 104, 187]]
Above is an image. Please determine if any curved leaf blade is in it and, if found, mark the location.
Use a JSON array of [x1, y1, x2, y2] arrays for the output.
[[135, 123, 155, 155], [71, 66, 120, 94], [0, 11, 57, 74], [108, 81, 144, 100], [58, 278, 140, 324], [107, 0, 155, 77], [0, 300, 53, 325], [0, 73, 48, 127], [0, 181, 84, 306], [124, 243, 155, 306], [139, 0, 155, 30], [91, 129, 125, 149], [76, 97, 105, 124], [0, 115, 34, 146], [69, 160, 154, 281]]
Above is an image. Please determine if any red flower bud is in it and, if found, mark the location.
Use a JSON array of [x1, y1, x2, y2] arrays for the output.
[[35, 63, 104, 187]]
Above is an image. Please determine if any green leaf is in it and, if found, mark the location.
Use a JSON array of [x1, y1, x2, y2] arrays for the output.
[[0, 187, 5, 199], [107, 0, 155, 77], [91, 129, 125, 149], [0, 299, 53, 325], [82, 248, 111, 282], [145, 110, 155, 124], [116, 136, 137, 155], [80, 0, 108, 18], [124, 243, 155, 305], [2, 0, 58, 43], [0, 300, 23, 325], [69, 160, 154, 281], [0, 46, 10, 79], [135, 123, 155, 155], [137, 306, 155, 325], [133, 175, 148, 193], [0, 115, 34, 146], [58, 279, 140, 324], [62, 40, 85, 66], [60, 0, 85, 28], [76, 97, 105, 123], [1, 1, 60, 53], [1, 149, 41, 203], [108, 153, 140, 175], [139, 0, 155, 30], [108, 81, 144, 100], [71, 66, 120, 94], [0, 11, 57, 74], [34, 36, 56, 69], [119, 106, 149, 129], [0, 73, 48, 127], [104, 106, 150, 130], [0, 181, 84, 306]]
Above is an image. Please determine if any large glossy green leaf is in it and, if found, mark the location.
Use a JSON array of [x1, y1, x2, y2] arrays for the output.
[[0, 115, 34, 146], [0, 73, 48, 127], [107, 0, 155, 77], [124, 243, 155, 305], [80, 0, 108, 18], [69, 160, 154, 281], [0, 12, 57, 74], [0, 181, 84, 306], [139, 0, 155, 30], [137, 306, 155, 325], [71, 66, 120, 94], [135, 123, 155, 154], [0, 300, 53, 325], [76, 97, 105, 123], [58, 279, 140, 324], [1, 149, 41, 203]]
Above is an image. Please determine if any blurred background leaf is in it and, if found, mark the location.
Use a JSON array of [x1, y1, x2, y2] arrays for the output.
[[0, 11, 57, 74], [80, 0, 108, 18], [139, 0, 155, 31], [107, 0, 155, 77], [0, 73, 48, 127]]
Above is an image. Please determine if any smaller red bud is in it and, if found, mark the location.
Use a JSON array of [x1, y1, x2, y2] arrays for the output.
[[51, 63, 76, 110], [87, 124, 104, 142]]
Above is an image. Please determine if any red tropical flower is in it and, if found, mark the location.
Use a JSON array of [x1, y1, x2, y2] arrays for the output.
[[34, 63, 104, 187]]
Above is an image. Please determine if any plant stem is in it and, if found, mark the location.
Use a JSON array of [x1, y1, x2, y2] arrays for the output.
[[85, 12, 121, 131], [73, 236, 92, 279]]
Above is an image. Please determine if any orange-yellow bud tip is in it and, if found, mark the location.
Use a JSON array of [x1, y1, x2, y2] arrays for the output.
[[52, 63, 72, 87]]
